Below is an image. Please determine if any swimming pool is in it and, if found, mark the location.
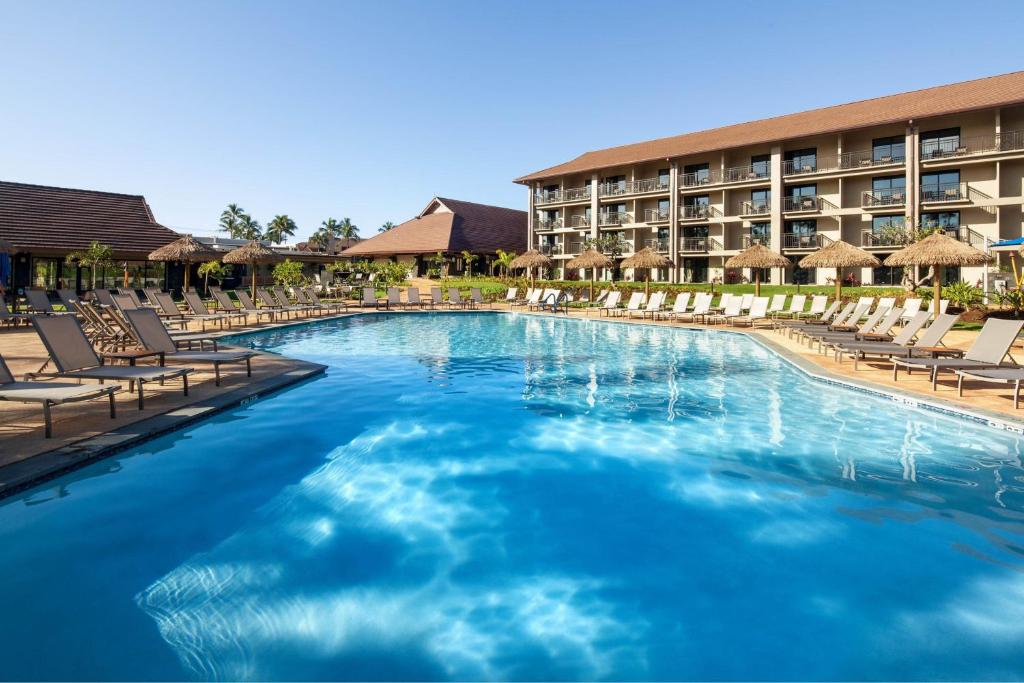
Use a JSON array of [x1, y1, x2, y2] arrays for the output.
[[2, 312, 1023, 680]]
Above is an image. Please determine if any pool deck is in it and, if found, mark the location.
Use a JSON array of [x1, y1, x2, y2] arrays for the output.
[[2, 304, 1023, 497]]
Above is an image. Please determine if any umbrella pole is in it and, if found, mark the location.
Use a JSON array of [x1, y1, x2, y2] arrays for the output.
[[934, 265, 942, 318], [1013, 252, 1022, 290], [183, 261, 189, 294], [590, 272, 595, 303], [645, 273, 650, 299], [251, 263, 257, 298], [835, 277, 841, 303], [754, 270, 761, 297]]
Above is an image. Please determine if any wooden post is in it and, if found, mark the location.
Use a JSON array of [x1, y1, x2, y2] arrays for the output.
[[183, 261, 190, 294], [754, 269, 761, 297], [251, 264, 257, 299], [933, 264, 942, 318], [834, 278, 841, 303], [645, 274, 650, 299]]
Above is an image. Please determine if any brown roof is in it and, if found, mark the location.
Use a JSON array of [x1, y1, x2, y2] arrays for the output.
[[0, 180, 181, 256], [515, 71, 1024, 183], [341, 197, 527, 256]]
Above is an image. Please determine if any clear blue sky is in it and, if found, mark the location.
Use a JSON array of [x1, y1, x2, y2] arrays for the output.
[[1, 0, 1022, 241]]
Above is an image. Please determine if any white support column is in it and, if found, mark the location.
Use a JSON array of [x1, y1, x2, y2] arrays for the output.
[[769, 145, 784, 284], [590, 174, 600, 241], [527, 183, 536, 251], [669, 161, 679, 283], [907, 124, 919, 229]]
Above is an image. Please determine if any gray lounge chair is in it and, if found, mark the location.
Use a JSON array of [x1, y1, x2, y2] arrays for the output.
[[93, 289, 117, 307], [235, 290, 278, 323], [832, 311, 934, 368], [124, 309, 253, 386], [430, 287, 444, 308], [0, 355, 119, 438], [1, 299, 31, 328], [304, 287, 348, 314], [404, 288, 426, 310], [29, 315, 191, 409], [387, 287, 403, 309], [470, 288, 487, 309], [25, 289, 71, 315], [257, 289, 298, 319], [892, 318, 1024, 389], [363, 287, 385, 309], [184, 291, 245, 328], [808, 307, 904, 353], [56, 289, 79, 311], [447, 288, 469, 310], [955, 367, 1024, 408], [273, 287, 316, 316]]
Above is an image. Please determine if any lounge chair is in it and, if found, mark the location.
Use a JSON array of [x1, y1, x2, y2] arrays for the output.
[[430, 287, 445, 308], [24, 289, 71, 315], [29, 315, 192, 409], [674, 292, 713, 323], [795, 295, 825, 319], [0, 354, 119, 438], [900, 297, 923, 322], [832, 311, 940, 368], [766, 294, 787, 316], [598, 291, 622, 316], [234, 290, 278, 323], [273, 287, 317, 317], [364, 287, 387, 310], [874, 297, 896, 315], [303, 288, 348, 314], [529, 289, 557, 311], [184, 291, 244, 328], [955, 366, 1024, 408], [730, 297, 772, 327], [629, 291, 665, 319], [124, 309, 254, 386], [785, 302, 858, 341], [72, 301, 132, 350], [386, 287, 404, 310], [257, 289, 298, 318], [111, 293, 139, 311], [1, 299, 31, 328], [811, 307, 905, 354], [657, 292, 691, 321], [152, 292, 190, 322], [773, 294, 808, 319], [514, 289, 541, 309], [118, 288, 151, 309], [403, 288, 426, 310], [773, 300, 838, 332], [56, 289, 79, 311], [471, 288, 488, 309], [610, 292, 644, 318], [738, 293, 755, 311], [291, 287, 324, 315], [447, 288, 470, 310], [93, 289, 118, 307], [707, 296, 744, 325], [503, 287, 518, 306], [892, 318, 1024, 389], [210, 288, 244, 314]]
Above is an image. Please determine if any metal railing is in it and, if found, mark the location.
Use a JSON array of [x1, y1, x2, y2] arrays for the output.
[[570, 214, 591, 228], [598, 177, 669, 196], [919, 131, 1024, 160], [680, 169, 721, 187], [537, 243, 563, 256], [920, 182, 967, 203], [679, 204, 719, 220], [739, 200, 770, 215], [781, 149, 905, 176], [563, 186, 593, 202], [862, 225, 985, 248], [679, 237, 722, 252], [564, 241, 585, 255], [741, 234, 770, 248], [783, 195, 823, 212], [861, 189, 907, 207], [598, 211, 633, 226], [536, 217, 563, 230], [535, 189, 562, 204], [643, 237, 670, 252], [644, 208, 671, 222], [723, 164, 771, 183], [782, 233, 832, 249]]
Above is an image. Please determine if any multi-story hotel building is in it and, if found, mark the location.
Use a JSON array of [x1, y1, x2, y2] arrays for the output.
[[515, 72, 1024, 286]]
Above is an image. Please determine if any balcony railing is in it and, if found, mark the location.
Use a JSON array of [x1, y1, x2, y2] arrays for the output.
[[536, 218, 563, 230], [921, 182, 967, 203], [782, 149, 905, 176], [598, 211, 633, 226], [680, 169, 722, 187], [558, 185, 592, 202], [535, 189, 562, 204], [783, 195, 823, 212], [679, 237, 723, 252], [783, 233, 832, 250], [679, 204, 720, 220], [570, 214, 591, 228], [598, 177, 669, 197], [643, 237, 670, 252], [862, 225, 985, 248], [564, 241, 585, 256], [920, 130, 1024, 160], [644, 207, 671, 222], [723, 164, 770, 183], [739, 200, 770, 216], [537, 244, 563, 256], [861, 189, 907, 208], [742, 234, 770, 248]]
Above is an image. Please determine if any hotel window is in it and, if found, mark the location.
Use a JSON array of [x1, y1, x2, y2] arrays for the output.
[[748, 221, 770, 245], [872, 262, 904, 286], [31, 258, 60, 290], [602, 174, 626, 194], [785, 219, 817, 249], [872, 136, 905, 163], [785, 148, 817, 173], [750, 189, 770, 213], [921, 127, 961, 158], [657, 198, 670, 220], [921, 170, 961, 201], [683, 225, 709, 238], [683, 194, 709, 218], [871, 175, 906, 204], [921, 211, 960, 231], [787, 184, 817, 211], [681, 257, 709, 283], [750, 154, 770, 177], [601, 203, 626, 223], [658, 168, 670, 188], [684, 163, 710, 185], [870, 215, 906, 246]]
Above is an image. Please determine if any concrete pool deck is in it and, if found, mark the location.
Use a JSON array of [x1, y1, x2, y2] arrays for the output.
[[3, 304, 1024, 497]]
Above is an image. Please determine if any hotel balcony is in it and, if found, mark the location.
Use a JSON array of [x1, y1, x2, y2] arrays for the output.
[[862, 225, 985, 248], [599, 177, 669, 197], [782, 233, 833, 250], [679, 205, 720, 221], [782, 150, 905, 176], [535, 189, 562, 205], [782, 195, 829, 213], [920, 182, 977, 204], [738, 200, 770, 216], [598, 211, 633, 227], [861, 189, 907, 209], [536, 217, 563, 230], [741, 234, 770, 249], [680, 169, 722, 188], [920, 130, 1024, 161], [570, 214, 591, 228], [643, 207, 671, 223], [679, 237, 723, 253], [722, 164, 770, 184], [536, 185, 591, 205], [537, 243, 563, 256], [642, 237, 670, 252]]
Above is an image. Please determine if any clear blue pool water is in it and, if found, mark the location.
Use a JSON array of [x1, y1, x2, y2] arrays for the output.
[[2, 312, 1024, 681]]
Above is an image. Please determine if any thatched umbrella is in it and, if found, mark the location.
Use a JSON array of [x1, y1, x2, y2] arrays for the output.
[[798, 240, 881, 302], [223, 239, 283, 297], [724, 244, 791, 296], [149, 234, 220, 293], [621, 247, 673, 297], [884, 232, 991, 316], [509, 249, 552, 289], [566, 249, 613, 302]]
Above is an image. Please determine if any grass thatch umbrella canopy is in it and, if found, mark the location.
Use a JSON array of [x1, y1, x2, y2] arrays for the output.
[[223, 240, 283, 297], [566, 249, 613, 302], [884, 232, 991, 316], [621, 247, 673, 297], [799, 240, 881, 301], [148, 234, 220, 293], [509, 249, 552, 288], [724, 244, 791, 296]]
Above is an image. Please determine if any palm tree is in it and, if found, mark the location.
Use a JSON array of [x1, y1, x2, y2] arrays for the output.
[[494, 249, 517, 280], [237, 214, 263, 241], [265, 215, 298, 244], [219, 203, 246, 238], [460, 249, 477, 275], [339, 217, 358, 240], [378, 221, 396, 233]]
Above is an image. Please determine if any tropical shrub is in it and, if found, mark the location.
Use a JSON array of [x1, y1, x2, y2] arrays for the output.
[[272, 258, 305, 286], [372, 261, 409, 287], [941, 281, 983, 309]]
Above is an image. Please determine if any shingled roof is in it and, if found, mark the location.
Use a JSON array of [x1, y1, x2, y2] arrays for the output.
[[0, 181, 181, 256], [341, 197, 527, 256], [515, 71, 1024, 183]]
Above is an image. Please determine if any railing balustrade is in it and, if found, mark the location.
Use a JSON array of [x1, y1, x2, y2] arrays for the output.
[[861, 189, 907, 207]]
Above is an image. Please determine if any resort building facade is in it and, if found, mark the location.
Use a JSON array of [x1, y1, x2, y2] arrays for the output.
[[340, 197, 527, 276], [516, 72, 1024, 286]]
